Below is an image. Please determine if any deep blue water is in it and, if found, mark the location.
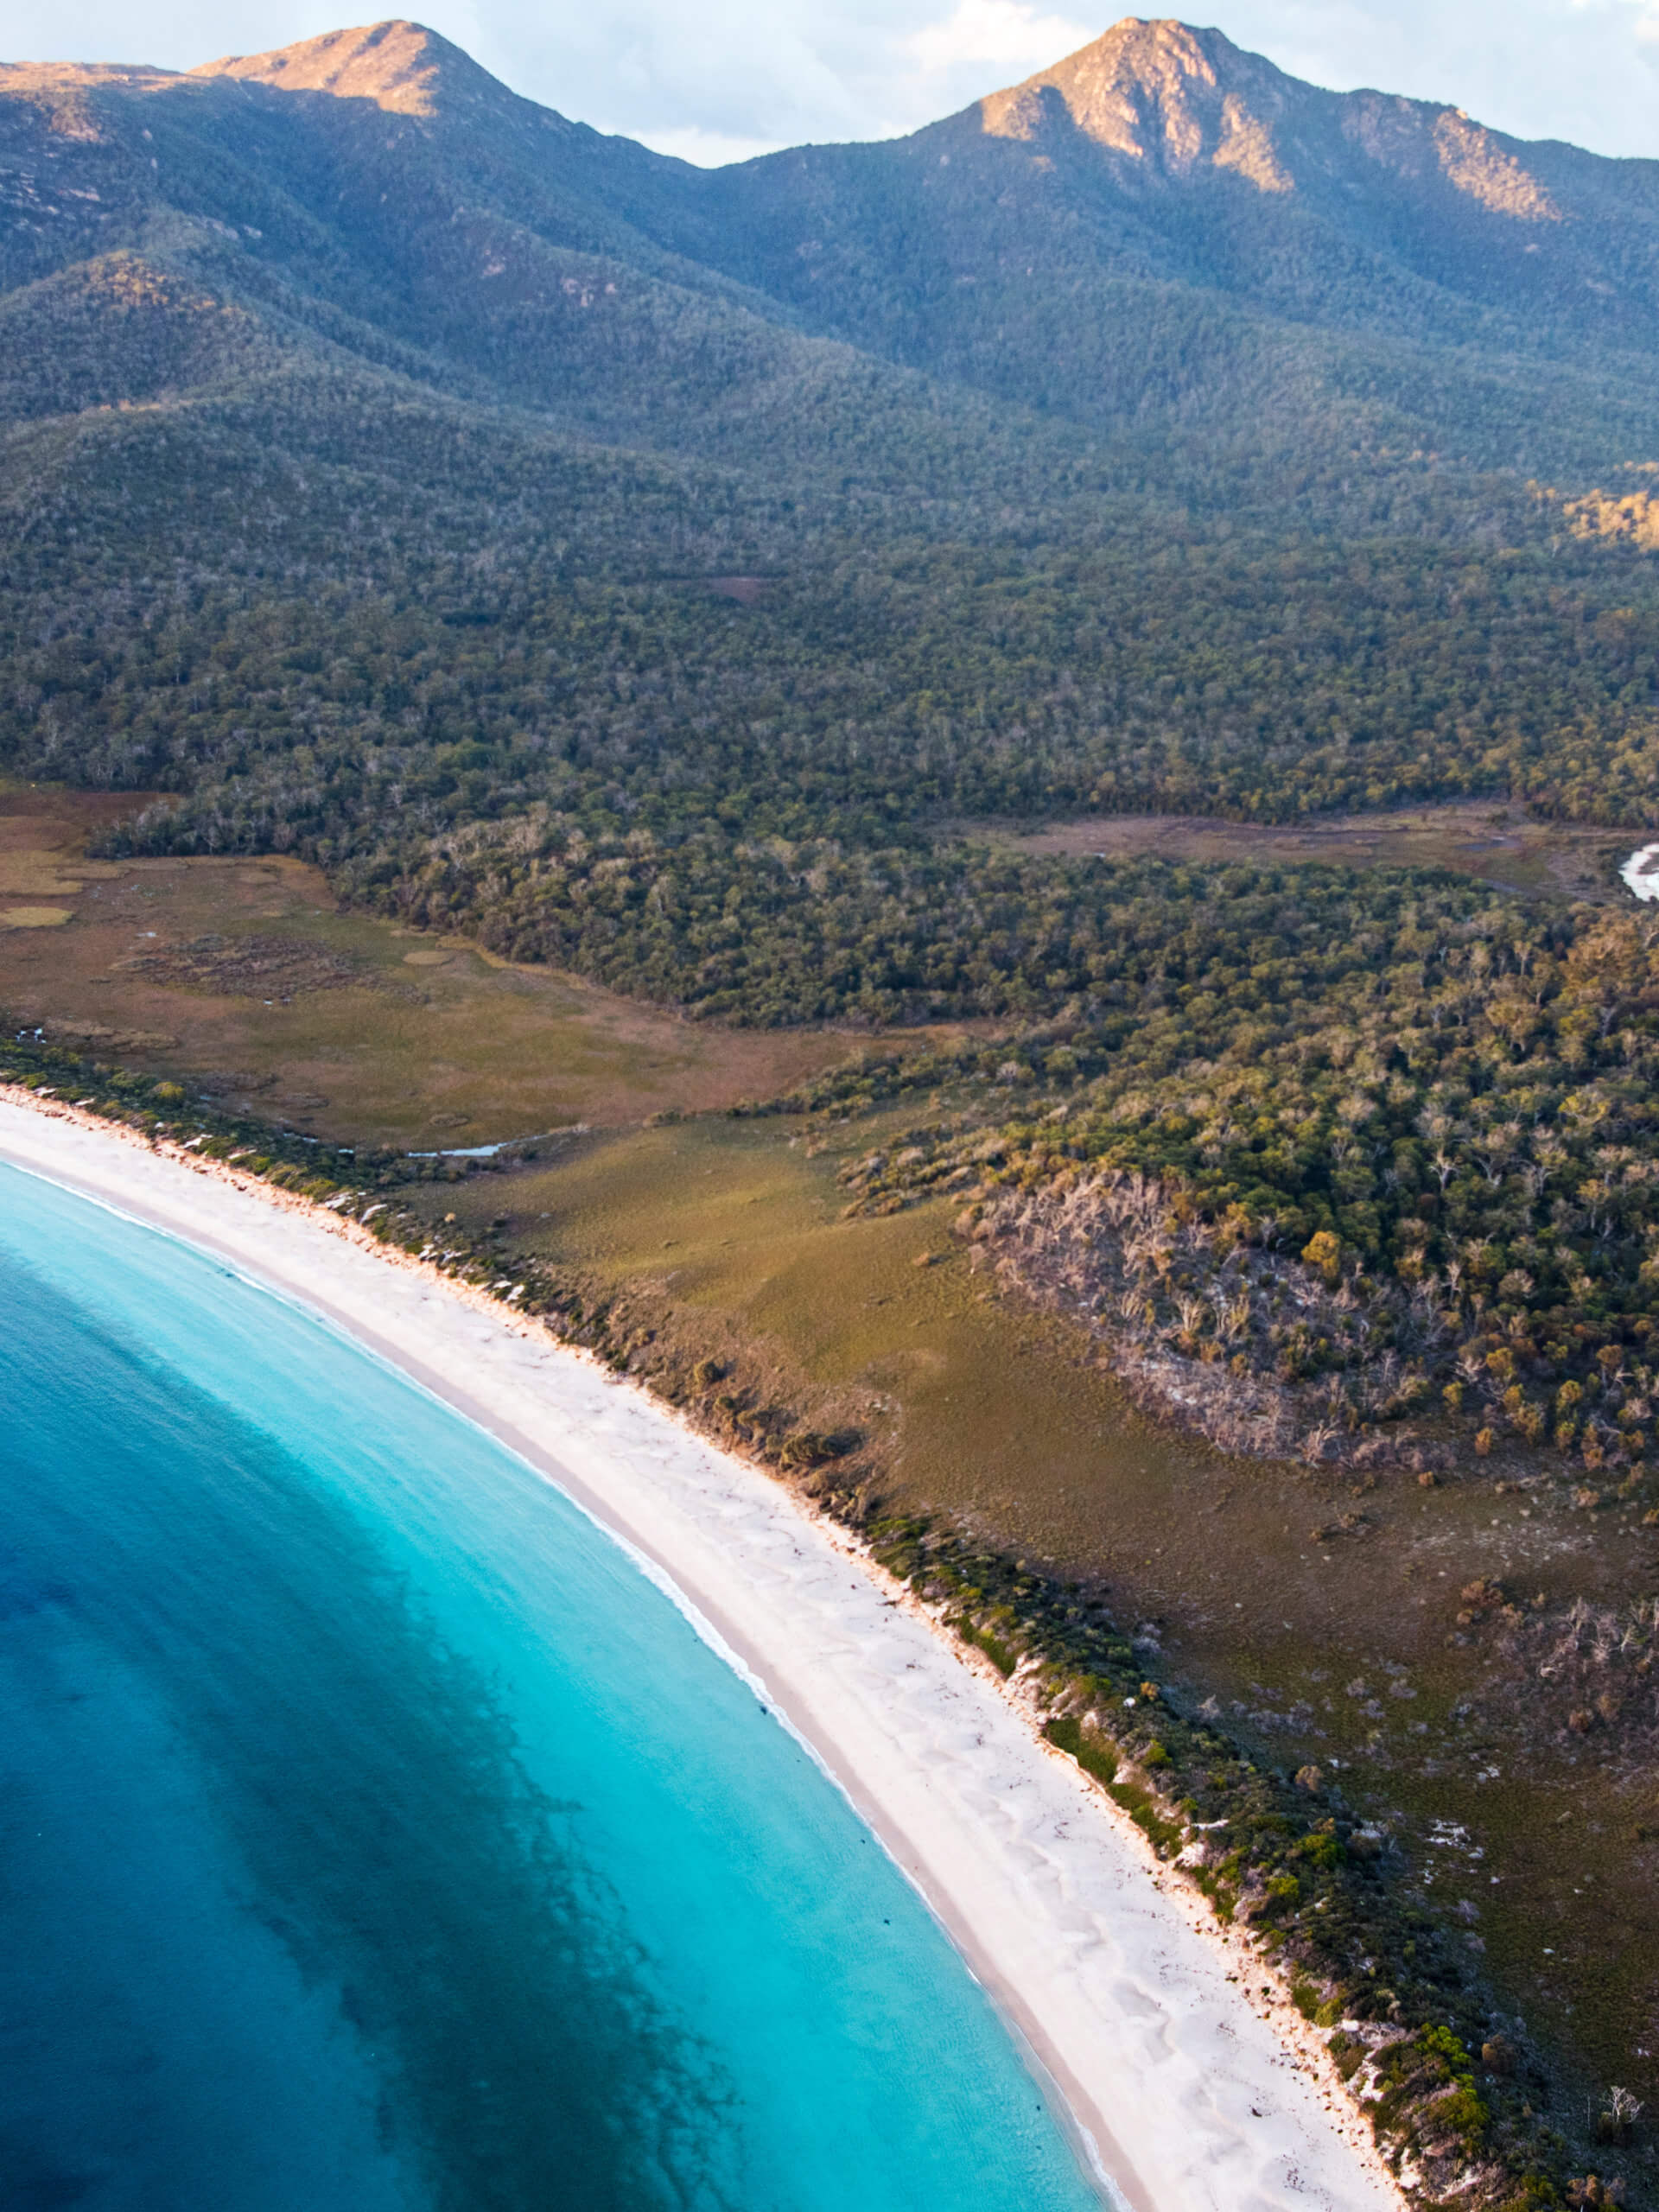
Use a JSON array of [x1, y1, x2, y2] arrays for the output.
[[0, 1162, 1103, 2212]]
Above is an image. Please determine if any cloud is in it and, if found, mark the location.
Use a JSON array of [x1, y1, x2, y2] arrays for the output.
[[1211, 0, 1659, 154], [454, 0, 1098, 159], [644, 125, 798, 168], [466, 0, 874, 149], [1591, 0, 1659, 55], [903, 0, 1095, 80], [22, 0, 1659, 160]]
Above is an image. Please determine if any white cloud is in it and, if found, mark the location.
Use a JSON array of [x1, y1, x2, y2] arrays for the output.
[[904, 0, 1094, 79], [640, 124, 791, 167], [1211, 0, 1659, 153], [1592, 0, 1659, 52], [467, 1, 875, 147]]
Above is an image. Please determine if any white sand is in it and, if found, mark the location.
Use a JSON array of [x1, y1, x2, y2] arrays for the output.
[[0, 1096, 1405, 2212]]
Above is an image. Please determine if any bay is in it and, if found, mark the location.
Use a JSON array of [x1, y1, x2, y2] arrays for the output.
[[0, 1161, 1103, 2212]]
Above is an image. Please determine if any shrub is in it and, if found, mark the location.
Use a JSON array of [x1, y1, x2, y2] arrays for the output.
[[1301, 1229, 1342, 1286], [1042, 1714, 1119, 1786]]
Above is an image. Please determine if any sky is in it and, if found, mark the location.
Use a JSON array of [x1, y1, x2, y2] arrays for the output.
[[17, 0, 1659, 165]]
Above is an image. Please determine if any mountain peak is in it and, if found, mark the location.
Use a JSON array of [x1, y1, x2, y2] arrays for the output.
[[979, 17, 1295, 190], [976, 15, 1561, 217], [189, 19, 488, 118]]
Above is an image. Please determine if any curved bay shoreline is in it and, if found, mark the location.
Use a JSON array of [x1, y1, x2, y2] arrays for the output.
[[0, 1090, 1403, 2212]]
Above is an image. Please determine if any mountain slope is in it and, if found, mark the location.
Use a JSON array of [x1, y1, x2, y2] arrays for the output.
[[649, 20, 1659, 465], [707, 17, 1659, 349], [5, 12, 1659, 896], [6, 16, 1659, 487], [3, 26, 1065, 495]]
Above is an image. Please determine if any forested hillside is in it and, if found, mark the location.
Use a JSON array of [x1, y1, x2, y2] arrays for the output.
[[5, 17, 1659, 994], [6, 25, 1659, 1283]]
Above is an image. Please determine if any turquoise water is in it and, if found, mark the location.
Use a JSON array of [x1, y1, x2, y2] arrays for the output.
[[0, 1161, 1103, 2212]]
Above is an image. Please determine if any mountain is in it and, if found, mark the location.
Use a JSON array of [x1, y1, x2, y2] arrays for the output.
[[5, 16, 1659, 481], [13, 36, 1659, 2187], [0, 22, 863, 464], [190, 19, 498, 111], [661, 17, 1659, 463], [4, 16, 1659, 991]]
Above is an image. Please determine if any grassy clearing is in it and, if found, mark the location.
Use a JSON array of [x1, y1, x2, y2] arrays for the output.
[[991, 801, 1638, 906], [0, 782, 866, 1142]]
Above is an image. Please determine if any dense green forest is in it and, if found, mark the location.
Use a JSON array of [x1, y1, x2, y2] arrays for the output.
[[7, 375, 1659, 1025], [10, 448, 1659, 1040], [787, 883, 1659, 1473]]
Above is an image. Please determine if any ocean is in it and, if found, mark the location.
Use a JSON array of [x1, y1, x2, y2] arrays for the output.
[[0, 1160, 1104, 2212]]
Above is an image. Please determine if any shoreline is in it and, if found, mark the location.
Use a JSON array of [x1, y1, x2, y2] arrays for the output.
[[0, 1090, 1406, 2212]]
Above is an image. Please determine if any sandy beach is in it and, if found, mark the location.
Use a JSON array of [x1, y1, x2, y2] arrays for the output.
[[0, 1093, 1405, 2212]]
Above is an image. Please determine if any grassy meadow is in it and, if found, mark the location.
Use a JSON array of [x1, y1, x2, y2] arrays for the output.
[[0, 779, 863, 1141]]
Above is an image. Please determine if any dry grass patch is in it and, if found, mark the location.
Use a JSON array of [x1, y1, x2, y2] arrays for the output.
[[984, 802, 1634, 905], [0, 783, 874, 1144]]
